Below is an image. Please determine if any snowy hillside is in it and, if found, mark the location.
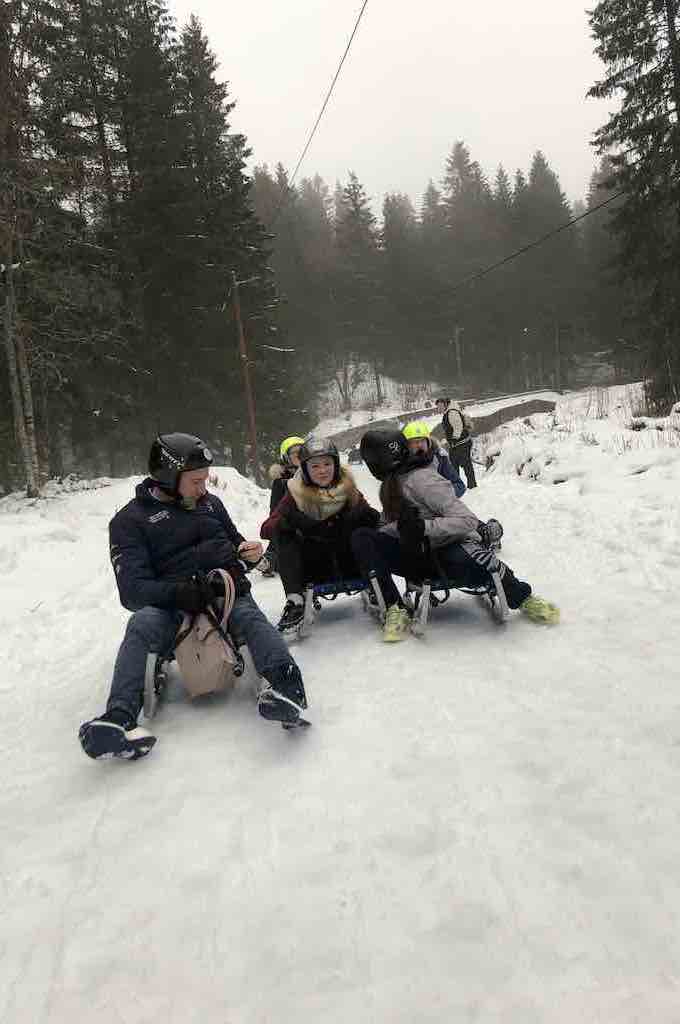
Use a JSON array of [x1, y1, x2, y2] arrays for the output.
[[313, 386, 563, 438], [2, 387, 680, 1022]]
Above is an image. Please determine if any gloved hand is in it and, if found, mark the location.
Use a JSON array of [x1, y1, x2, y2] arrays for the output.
[[174, 577, 213, 613], [397, 504, 429, 582], [397, 503, 426, 548], [478, 518, 503, 547]]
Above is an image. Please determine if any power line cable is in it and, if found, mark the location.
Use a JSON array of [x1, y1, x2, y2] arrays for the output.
[[448, 189, 625, 295], [271, 0, 369, 226]]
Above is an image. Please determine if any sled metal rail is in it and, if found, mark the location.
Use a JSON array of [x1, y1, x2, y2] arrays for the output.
[[404, 570, 509, 636], [300, 571, 386, 637]]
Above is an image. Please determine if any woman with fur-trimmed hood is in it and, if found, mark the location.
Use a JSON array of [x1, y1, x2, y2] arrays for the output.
[[261, 437, 382, 632]]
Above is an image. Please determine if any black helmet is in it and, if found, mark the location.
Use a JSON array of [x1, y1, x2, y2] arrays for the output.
[[148, 433, 214, 493], [298, 436, 340, 487], [360, 429, 409, 481]]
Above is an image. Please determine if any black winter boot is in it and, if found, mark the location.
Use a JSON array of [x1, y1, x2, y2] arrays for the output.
[[501, 568, 532, 610], [277, 599, 304, 632], [258, 663, 308, 724], [79, 708, 156, 761]]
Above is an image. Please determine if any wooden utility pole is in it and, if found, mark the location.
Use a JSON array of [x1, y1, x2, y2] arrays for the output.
[[231, 271, 260, 484], [453, 325, 464, 387], [554, 322, 562, 392]]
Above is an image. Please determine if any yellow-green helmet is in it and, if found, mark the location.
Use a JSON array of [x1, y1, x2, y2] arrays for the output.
[[279, 435, 305, 464], [402, 420, 431, 441]]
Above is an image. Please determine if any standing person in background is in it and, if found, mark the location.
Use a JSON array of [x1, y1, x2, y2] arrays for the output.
[[435, 396, 477, 489], [259, 436, 305, 577]]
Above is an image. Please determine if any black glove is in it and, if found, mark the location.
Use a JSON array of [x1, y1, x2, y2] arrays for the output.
[[478, 518, 503, 547], [397, 503, 426, 548], [397, 504, 429, 581], [174, 577, 213, 614]]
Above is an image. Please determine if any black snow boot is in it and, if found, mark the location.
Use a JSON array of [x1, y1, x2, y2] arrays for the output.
[[277, 599, 304, 633], [258, 663, 308, 724], [79, 708, 156, 761], [501, 568, 532, 610]]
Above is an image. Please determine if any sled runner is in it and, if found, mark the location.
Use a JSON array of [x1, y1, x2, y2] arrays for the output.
[[296, 570, 387, 638], [404, 568, 510, 637]]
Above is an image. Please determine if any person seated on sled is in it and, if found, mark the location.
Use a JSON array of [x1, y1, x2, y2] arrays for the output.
[[403, 420, 503, 547], [259, 435, 305, 577], [402, 420, 466, 497], [79, 433, 309, 761], [260, 436, 392, 633], [355, 429, 557, 624]]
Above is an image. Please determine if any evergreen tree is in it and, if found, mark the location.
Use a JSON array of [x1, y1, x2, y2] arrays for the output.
[[582, 157, 634, 373], [588, 0, 680, 407]]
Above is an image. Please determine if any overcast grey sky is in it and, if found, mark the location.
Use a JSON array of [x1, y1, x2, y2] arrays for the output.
[[170, 0, 612, 210]]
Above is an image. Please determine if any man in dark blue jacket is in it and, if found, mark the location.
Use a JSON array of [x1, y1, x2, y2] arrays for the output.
[[79, 433, 308, 761]]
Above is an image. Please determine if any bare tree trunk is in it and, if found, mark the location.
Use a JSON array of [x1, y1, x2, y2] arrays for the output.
[[334, 358, 352, 411], [14, 324, 41, 486], [55, 419, 76, 476], [374, 362, 383, 405], [3, 259, 39, 495]]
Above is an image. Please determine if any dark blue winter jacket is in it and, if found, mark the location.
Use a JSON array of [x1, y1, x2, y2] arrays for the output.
[[434, 449, 466, 498], [109, 479, 248, 612]]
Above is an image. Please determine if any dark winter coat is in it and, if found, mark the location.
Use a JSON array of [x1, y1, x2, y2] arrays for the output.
[[260, 466, 380, 544], [109, 479, 248, 612]]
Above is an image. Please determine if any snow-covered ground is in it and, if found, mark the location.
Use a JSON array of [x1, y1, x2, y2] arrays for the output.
[[2, 388, 680, 1023]]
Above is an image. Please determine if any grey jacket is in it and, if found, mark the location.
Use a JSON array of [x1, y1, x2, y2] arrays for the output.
[[381, 463, 481, 549]]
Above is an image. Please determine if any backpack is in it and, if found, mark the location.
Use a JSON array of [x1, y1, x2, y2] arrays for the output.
[[174, 569, 240, 698]]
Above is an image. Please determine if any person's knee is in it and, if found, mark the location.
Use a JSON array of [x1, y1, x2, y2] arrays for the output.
[[126, 606, 176, 645]]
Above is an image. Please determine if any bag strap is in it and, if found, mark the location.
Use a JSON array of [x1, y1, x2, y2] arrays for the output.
[[207, 568, 236, 631]]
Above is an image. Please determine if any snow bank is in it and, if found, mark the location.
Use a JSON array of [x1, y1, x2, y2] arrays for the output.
[[480, 385, 680, 491]]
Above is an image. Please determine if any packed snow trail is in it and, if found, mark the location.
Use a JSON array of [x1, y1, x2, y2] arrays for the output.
[[2, 432, 680, 1023]]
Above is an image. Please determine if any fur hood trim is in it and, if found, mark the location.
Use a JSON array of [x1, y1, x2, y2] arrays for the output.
[[287, 466, 360, 520], [269, 462, 297, 482]]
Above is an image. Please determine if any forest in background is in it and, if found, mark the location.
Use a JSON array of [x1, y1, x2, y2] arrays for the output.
[[2, 0, 678, 493]]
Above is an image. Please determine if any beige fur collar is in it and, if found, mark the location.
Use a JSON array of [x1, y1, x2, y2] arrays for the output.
[[287, 466, 358, 520]]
